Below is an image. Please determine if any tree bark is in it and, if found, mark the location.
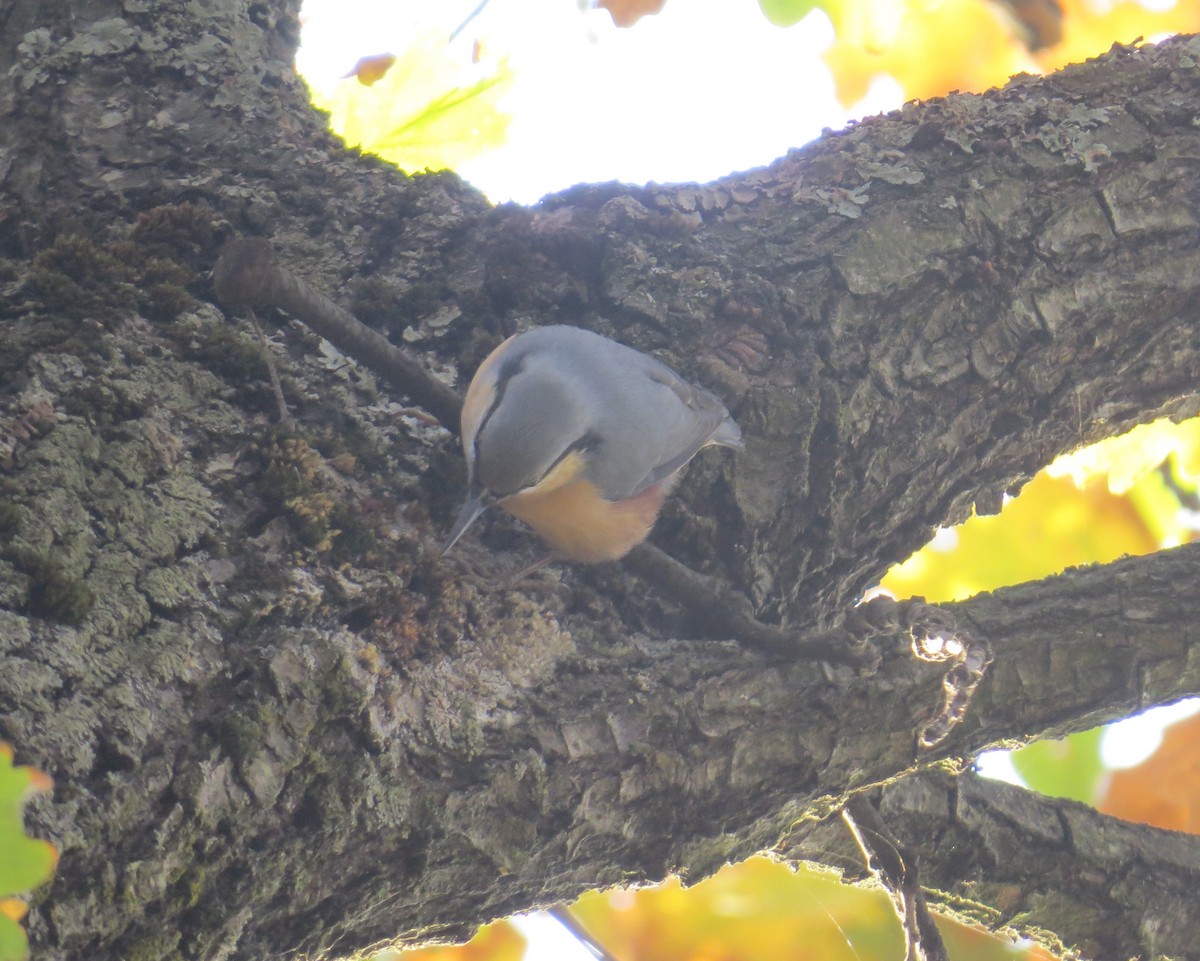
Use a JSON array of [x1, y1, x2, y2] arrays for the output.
[[794, 769, 1200, 961], [2, 1, 1200, 958]]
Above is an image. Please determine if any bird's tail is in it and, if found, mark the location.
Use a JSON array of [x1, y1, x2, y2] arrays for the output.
[[711, 416, 743, 450]]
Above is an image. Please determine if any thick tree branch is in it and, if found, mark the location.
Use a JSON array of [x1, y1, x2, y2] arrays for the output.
[[3, 3, 1200, 959], [792, 771, 1200, 960], [945, 542, 1200, 752]]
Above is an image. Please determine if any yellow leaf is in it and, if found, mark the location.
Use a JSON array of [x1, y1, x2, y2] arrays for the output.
[[1047, 420, 1181, 493], [571, 858, 1051, 961], [881, 470, 1160, 603], [823, 0, 1200, 108], [310, 33, 513, 173], [883, 416, 1200, 603], [1172, 418, 1200, 481], [1032, 0, 1200, 77], [824, 0, 1035, 106], [376, 920, 525, 961]]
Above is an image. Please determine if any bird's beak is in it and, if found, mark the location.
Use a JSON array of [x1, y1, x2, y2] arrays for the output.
[[442, 487, 495, 556]]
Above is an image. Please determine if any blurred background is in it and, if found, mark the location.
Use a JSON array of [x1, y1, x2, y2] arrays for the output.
[[294, 3, 1200, 957]]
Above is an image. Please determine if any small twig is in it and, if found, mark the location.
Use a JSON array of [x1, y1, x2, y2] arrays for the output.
[[624, 543, 879, 668], [449, 0, 491, 41], [546, 905, 622, 961], [244, 306, 292, 426], [211, 238, 864, 662], [212, 237, 463, 428], [841, 795, 949, 961]]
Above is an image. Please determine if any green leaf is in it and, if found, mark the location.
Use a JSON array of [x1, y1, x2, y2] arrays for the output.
[[757, 0, 821, 27], [1011, 727, 1106, 805], [0, 745, 56, 961], [0, 913, 30, 961], [0, 836, 55, 898]]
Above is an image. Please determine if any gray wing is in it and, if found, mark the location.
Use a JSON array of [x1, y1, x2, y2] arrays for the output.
[[518, 326, 742, 500], [587, 353, 740, 499], [632, 365, 740, 490]]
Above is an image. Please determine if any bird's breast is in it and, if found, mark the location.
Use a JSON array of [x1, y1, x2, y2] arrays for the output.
[[500, 476, 676, 562]]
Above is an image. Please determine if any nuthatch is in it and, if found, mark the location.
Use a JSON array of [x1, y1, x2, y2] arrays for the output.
[[443, 325, 742, 563]]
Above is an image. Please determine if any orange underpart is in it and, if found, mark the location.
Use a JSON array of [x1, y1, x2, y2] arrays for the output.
[[502, 477, 673, 562]]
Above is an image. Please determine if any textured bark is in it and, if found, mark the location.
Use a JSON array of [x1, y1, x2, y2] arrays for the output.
[[791, 769, 1200, 961], [2, 0, 1200, 958]]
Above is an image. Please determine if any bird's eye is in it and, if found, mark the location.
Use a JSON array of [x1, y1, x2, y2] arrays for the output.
[[574, 430, 602, 454]]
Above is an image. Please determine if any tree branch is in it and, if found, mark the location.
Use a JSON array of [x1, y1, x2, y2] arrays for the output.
[[945, 541, 1200, 752], [842, 795, 950, 961], [792, 770, 1200, 960], [3, 5, 1200, 958]]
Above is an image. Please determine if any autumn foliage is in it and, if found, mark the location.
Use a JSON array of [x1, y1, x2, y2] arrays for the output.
[[600, 0, 1200, 109], [0, 744, 56, 961], [821, 0, 1200, 105], [1100, 713, 1200, 834]]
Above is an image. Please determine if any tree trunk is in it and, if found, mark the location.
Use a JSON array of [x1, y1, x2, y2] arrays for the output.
[[3, 1, 1200, 958]]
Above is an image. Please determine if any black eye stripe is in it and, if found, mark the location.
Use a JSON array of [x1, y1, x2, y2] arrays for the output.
[[473, 353, 526, 459], [497, 354, 525, 384]]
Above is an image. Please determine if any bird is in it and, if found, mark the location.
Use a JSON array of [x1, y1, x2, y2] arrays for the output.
[[443, 324, 742, 564]]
